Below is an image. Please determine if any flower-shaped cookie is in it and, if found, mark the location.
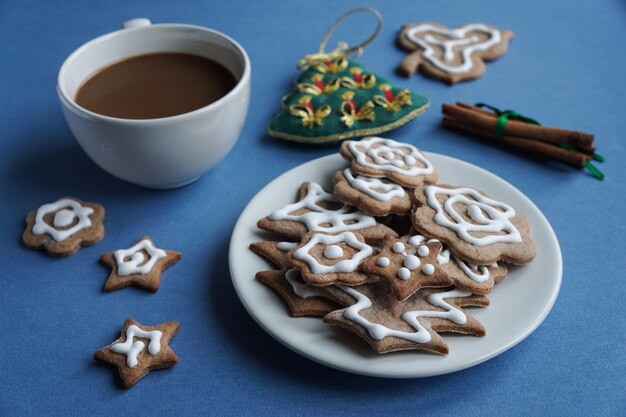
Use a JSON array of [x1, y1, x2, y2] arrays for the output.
[[359, 234, 452, 300], [340, 137, 438, 187], [287, 231, 374, 286], [257, 182, 396, 243], [249, 240, 339, 317], [412, 184, 536, 264], [100, 236, 181, 292], [332, 169, 412, 216], [94, 319, 179, 388], [404, 234, 508, 295], [322, 279, 489, 355], [397, 23, 514, 84], [22, 197, 105, 256]]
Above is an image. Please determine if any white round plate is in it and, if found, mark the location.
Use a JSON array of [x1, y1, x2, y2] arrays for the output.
[[229, 153, 562, 378]]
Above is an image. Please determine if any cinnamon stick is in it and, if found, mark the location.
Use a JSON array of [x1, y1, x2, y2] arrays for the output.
[[443, 103, 595, 148], [442, 116, 589, 168]]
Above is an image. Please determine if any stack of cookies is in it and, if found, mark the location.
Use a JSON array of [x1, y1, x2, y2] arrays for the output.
[[250, 136, 536, 355]]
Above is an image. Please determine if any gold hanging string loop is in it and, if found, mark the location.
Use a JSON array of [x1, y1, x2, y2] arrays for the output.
[[297, 7, 383, 71]]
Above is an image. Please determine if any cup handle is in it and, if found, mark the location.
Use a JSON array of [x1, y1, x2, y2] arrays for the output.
[[122, 18, 152, 29]]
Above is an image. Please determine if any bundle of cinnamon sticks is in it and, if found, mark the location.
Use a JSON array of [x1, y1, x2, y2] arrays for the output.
[[442, 102, 603, 178]]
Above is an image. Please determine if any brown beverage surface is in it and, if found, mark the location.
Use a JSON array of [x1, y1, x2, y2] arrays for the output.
[[75, 52, 237, 119]]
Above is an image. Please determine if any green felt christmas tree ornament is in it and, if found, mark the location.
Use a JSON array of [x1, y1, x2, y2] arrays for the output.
[[268, 8, 429, 144]]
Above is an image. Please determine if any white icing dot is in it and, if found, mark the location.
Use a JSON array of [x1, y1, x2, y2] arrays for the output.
[[323, 244, 344, 259], [404, 155, 417, 165], [392, 242, 405, 253], [377, 257, 390, 267], [403, 255, 420, 270], [397, 267, 411, 280], [408, 235, 425, 246], [53, 209, 76, 228], [129, 252, 145, 265], [422, 264, 435, 275], [382, 150, 395, 160], [417, 245, 430, 257]]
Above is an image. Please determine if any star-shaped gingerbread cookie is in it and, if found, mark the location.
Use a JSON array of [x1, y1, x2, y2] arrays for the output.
[[100, 236, 181, 292], [250, 240, 340, 317], [359, 234, 452, 301], [405, 234, 508, 295], [322, 280, 489, 355], [94, 318, 179, 388]]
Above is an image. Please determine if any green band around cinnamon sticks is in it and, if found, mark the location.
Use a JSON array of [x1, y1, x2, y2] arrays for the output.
[[475, 102, 605, 181]]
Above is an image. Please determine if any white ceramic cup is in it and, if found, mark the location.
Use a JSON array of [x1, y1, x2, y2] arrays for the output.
[[57, 18, 250, 189]]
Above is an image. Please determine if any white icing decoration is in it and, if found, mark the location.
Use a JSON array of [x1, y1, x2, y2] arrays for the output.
[[268, 182, 376, 234], [346, 137, 434, 177], [392, 242, 405, 254], [53, 209, 75, 228], [408, 235, 425, 246], [403, 255, 420, 270], [436, 248, 451, 265], [110, 325, 162, 368], [293, 232, 372, 274], [454, 256, 490, 283], [32, 198, 94, 242], [409, 234, 452, 265], [339, 286, 470, 344], [397, 267, 411, 280], [114, 239, 167, 276], [377, 257, 390, 267], [404, 23, 502, 75], [422, 264, 435, 275], [277, 242, 298, 251], [284, 268, 331, 299], [425, 185, 522, 246], [417, 245, 430, 257], [324, 245, 344, 259], [343, 169, 405, 202]]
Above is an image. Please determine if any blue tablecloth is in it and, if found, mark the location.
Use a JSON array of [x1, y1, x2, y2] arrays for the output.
[[1, 1, 624, 415]]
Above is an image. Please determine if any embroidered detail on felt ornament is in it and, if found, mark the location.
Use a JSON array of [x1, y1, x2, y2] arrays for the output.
[[289, 96, 332, 128], [340, 91, 376, 128]]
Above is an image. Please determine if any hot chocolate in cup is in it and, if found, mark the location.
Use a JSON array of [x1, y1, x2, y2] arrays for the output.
[[58, 18, 251, 189]]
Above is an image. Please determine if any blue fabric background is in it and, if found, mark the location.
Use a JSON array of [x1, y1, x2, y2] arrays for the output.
[[0, 1, 624, 416]]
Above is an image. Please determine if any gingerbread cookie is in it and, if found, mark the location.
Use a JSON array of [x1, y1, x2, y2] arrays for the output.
[[412, 184, 537, 265], [22, 197, 105, 257], [396, 23, 514, 84], [100, 236, 181, 293], [257, 182, 396, 243], [94, 318, 179, 388], [287, 231, 374, 286], [322, 278, 489, 355], [250, 241, 339, 316], [340, 137, 438, 187], [359, 234, 452, 300], [404, 234, 507, 295], [332, 169, 412, 216]]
